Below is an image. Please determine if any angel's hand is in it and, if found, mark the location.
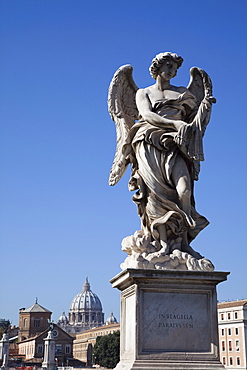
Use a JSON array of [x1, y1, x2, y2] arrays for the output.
[[173, 120, 187, 131]]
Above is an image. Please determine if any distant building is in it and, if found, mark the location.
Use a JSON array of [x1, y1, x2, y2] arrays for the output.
[[18, 323, 74, 366], [105, 312, 118, 325], [57, 278, 105, 334], [55, 278, 118, 366], [73, 322, 120, 366], [18, 300, 51, 342], [57, 311, 69, 331], [218, 299, 247, 369], [17, 301, 75, 366]]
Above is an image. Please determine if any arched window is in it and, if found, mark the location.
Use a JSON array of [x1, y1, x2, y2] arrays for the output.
[[236, 340, 239, 351], [37, 344, 43, 354], [222, 341, 225, 351], [229, 340, 232, 351]]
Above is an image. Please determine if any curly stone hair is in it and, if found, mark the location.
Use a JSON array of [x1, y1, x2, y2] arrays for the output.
[[149, 52, 183, 80]]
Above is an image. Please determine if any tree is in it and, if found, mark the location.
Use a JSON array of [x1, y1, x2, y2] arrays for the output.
[[93, 331, 120, 369]]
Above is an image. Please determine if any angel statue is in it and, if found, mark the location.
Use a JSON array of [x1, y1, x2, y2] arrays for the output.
[[108, 52, 216, 271]]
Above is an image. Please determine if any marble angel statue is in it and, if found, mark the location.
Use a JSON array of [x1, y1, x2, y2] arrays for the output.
[[108, 52, 216, 271]]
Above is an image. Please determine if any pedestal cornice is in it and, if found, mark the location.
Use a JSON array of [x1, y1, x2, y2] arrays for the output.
[[110, 268, 230, 291]]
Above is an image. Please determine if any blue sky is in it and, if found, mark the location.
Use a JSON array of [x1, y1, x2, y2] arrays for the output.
[[0, 0, 247, 326]]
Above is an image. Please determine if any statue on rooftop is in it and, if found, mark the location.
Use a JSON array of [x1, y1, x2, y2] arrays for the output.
[[108, 52, 216, 271]]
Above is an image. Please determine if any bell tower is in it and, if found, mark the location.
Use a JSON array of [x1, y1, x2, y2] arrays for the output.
[[18, 299, 52, 342]]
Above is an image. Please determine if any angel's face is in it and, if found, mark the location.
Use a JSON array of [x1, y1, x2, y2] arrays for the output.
[[158, 59, 177, 81]]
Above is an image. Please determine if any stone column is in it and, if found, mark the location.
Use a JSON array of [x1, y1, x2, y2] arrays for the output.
[[42, 330, 56, 370], [111, 269, 229, 370], [0, 333, 9, 370]]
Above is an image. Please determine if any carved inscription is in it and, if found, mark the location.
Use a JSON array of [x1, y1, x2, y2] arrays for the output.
[[158, 313, 194, 329], [142, 292, 210, 352]]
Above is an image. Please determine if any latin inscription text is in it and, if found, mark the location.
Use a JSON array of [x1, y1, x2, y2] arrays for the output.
[[158, 313, 194, 329]]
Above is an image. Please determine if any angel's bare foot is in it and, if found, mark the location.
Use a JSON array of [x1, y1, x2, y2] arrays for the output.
[[145, 241, 170, 263]]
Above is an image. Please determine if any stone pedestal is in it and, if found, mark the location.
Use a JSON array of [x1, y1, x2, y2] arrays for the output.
[[0, 333, 9, 370], [110, 269, 229, 370], [42, 330, 56, 370]]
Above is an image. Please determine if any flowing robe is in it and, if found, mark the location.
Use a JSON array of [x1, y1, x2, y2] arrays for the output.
[[126, 90, 209, 250]]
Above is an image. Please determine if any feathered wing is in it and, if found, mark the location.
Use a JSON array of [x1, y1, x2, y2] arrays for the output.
[[185, 67, 216, 180], [108, 64, 139, 186], [187, 67, 216, 134]]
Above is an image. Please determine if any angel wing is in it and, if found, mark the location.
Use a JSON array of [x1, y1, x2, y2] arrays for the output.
[[181, 67, 217, 180], [187, 67, 216, 135], [108, 64, 139, 186]]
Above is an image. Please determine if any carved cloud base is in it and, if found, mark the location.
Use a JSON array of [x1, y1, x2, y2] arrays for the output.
[[110, 269, 229, 370], [121, 249, 214, 272]]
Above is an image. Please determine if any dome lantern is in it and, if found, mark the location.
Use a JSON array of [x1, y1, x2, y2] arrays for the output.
[[83, 277, 90, 292]]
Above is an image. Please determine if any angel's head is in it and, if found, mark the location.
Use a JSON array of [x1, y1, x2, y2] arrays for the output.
[[149, 52, 183, 80]]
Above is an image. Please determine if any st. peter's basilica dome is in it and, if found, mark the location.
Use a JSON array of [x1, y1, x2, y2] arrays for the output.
[[67, 278, 104, 333], [69, 278, 103, 312]]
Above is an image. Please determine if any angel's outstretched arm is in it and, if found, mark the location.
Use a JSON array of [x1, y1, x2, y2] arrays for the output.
[[136, 89, 184, 132]]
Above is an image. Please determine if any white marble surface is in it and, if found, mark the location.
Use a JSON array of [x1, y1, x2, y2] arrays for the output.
[[142, 291, 209, 352], [111, 269, 228, 370], [124, 293, 135, 355], [109, 53, 216, 271]]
